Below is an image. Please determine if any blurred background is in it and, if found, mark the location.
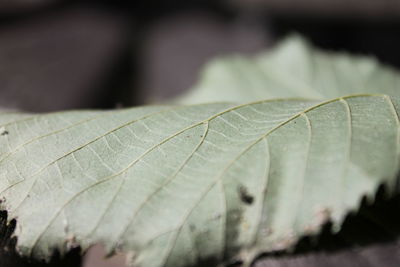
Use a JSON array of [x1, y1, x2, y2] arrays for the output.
[[0, 0, 399, 266], [1, 0, 400, 112]]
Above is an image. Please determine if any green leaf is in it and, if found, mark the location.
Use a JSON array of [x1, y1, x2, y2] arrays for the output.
[[1, 36, 400, 267], [178, 35, 400, 104], [0, 95, 399, 266]]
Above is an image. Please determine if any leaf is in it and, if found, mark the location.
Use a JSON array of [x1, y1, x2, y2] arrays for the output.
[[1, 36, 400, 267], [0, 94, 399, 267], [178, 35, 400, 104]]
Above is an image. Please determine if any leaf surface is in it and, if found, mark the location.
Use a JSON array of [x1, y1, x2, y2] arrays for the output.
[[0, 94, 399, 266]]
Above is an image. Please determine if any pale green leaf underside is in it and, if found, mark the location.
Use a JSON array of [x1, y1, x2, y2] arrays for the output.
[[178, 35, 400, 104], [0, 94, 399, 267]]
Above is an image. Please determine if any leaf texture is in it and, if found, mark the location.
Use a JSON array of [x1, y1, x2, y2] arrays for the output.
[[0, 93, 399, 267]]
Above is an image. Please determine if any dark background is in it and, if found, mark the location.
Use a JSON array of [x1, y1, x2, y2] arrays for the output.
[[0, 0, 399, 266]]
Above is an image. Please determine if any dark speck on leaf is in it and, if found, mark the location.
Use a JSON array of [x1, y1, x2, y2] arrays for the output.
[[0, 127, 8, 136], [238, 185, 254, 205]]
